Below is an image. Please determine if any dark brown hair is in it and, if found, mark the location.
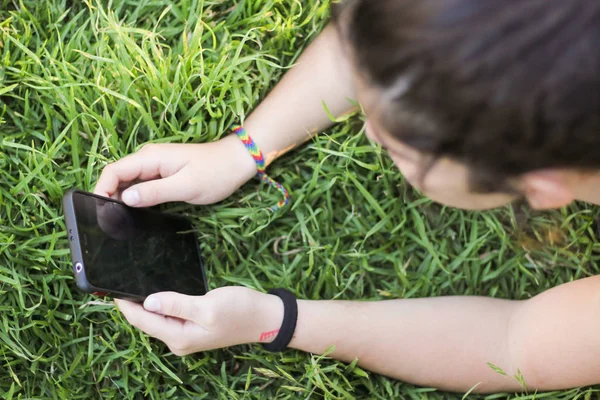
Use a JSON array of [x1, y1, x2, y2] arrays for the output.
[[333, 0, 600, 192]]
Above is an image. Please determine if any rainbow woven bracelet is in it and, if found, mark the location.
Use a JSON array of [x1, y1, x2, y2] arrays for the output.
[[232, 125, 290, 212]]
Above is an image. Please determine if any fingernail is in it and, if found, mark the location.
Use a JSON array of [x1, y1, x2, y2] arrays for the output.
[[122, 189, 140, 206], [144, 297, 161, 313]]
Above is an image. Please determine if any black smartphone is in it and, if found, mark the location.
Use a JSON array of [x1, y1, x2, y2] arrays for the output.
[[63, 189, 207, 302]]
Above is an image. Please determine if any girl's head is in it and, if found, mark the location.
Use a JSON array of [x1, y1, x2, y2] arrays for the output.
[[333, 0, 600, 209]]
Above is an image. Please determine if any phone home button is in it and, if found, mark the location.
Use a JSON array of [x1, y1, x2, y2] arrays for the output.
[[74, 262, 83, 274]]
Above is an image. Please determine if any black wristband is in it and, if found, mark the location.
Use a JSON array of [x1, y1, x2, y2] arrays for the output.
[[262, 289, 298, 352]]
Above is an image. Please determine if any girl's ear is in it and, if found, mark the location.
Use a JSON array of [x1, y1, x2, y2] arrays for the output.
[[522, 171, 574, 209]]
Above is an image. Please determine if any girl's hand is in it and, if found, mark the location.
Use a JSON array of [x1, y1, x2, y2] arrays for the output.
[[115, 287, 284, 355], [94, 135, 257, 207]]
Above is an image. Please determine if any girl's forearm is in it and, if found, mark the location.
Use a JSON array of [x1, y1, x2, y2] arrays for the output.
[[288, 296, 522, 393], [241, 23, 357, 166], [287, 276, 600, 393]]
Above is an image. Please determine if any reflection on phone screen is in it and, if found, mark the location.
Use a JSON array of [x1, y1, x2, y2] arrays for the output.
[[73, 193, 206, 297]]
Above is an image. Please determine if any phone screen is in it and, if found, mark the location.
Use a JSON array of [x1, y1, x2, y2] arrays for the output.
[[72, 192, 207, 298]]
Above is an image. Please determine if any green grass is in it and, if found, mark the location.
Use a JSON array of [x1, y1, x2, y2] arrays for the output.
[[1, 0, 600, 398]]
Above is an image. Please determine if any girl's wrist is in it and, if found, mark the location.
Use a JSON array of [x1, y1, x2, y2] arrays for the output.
[[218, 134, 258, 182], [251, 293, 285, 345]]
